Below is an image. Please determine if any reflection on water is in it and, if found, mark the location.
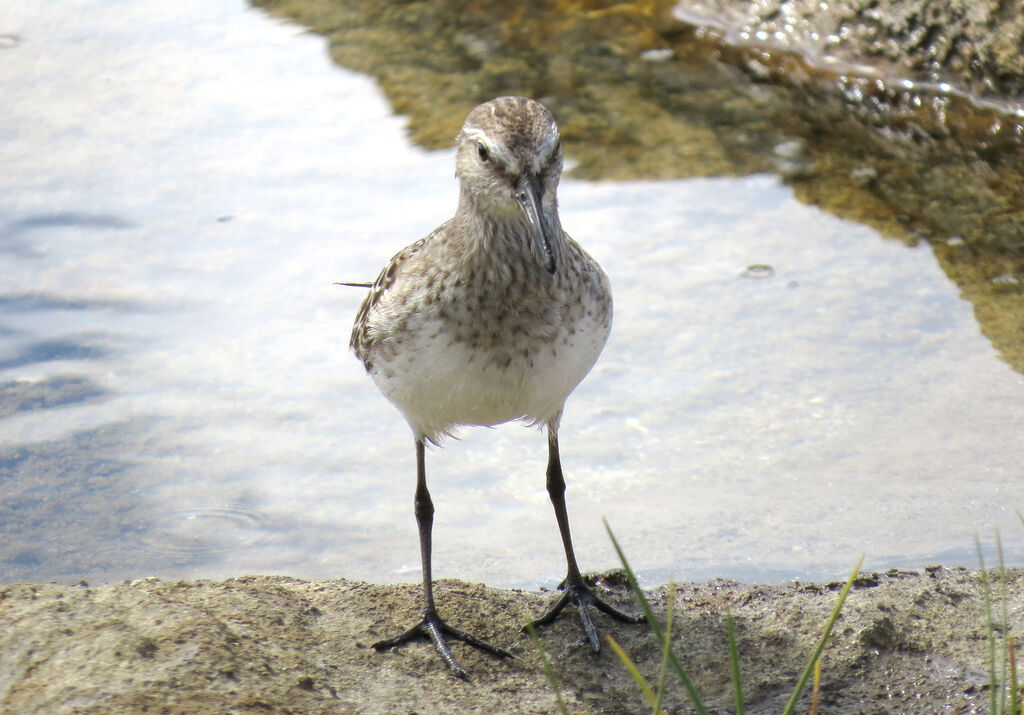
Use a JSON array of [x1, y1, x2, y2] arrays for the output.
[[1, 0, 1022, 589], [0, 375, 108, 418], [253, 0, 1024, 374]]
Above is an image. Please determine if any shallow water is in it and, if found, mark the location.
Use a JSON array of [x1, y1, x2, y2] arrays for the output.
[[1, 0, 1022, 589]]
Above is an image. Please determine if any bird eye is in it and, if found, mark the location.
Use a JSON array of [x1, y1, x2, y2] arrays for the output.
[[477, 143, 489, 162]]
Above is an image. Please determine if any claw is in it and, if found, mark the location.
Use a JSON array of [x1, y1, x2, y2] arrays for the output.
[[374, 608, 513, 679], [525, 574, 642, 652]]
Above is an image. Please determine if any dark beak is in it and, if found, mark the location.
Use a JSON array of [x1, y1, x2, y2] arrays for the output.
[[515, 173, 557, 274]]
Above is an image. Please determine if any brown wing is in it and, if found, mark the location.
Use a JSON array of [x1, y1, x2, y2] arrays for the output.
[[349, 236, 427, 365]]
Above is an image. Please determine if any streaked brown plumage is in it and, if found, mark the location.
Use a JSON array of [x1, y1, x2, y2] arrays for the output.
[[349, 96, 638, 679]]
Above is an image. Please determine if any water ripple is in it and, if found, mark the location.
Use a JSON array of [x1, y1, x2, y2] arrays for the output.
[[139, 507, 272, 557]]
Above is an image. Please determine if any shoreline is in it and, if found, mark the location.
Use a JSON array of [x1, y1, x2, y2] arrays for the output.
[[2, 567, 1019, 712]]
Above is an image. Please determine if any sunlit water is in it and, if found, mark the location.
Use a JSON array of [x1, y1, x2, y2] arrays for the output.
[[2, 0, 1022, 589]]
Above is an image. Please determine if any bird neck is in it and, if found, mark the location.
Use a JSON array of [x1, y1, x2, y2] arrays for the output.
[[454, 192, 564, 274]]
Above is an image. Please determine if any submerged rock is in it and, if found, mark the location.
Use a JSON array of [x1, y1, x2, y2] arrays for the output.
[[675, 0, 1024, 102], [251, 0, 1024, 368]]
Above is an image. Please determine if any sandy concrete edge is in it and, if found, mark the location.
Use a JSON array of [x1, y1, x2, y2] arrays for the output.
[[1, 567, 1020, 713]]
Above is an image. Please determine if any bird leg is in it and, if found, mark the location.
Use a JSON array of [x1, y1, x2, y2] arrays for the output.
[[372, 439, 513, 679], [526, 429, 642, 652]]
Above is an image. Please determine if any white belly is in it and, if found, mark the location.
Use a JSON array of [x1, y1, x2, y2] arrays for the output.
[[369, 312, 610, 440]]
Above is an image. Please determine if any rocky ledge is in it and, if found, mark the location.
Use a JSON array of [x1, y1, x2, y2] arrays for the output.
[[2, 567, 1020, 713]]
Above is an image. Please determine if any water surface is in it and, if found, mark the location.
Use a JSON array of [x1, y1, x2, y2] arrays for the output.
[[1, 0, 1022, 589]]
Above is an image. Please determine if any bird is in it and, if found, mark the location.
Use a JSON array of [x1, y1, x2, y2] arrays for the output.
[[349, 95, 639, 679]]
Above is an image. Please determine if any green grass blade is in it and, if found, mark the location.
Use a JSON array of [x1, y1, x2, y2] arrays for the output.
[[999, 531, 1010, 714], [977, 536, 999, 715], [781, 553, 865, 715], [1009, 635, 1019, 715], [810, 659, 821, 715], [606, 634, 661, 711], [654, 582, 676, 715], [726, 608, 745, 715], [604, 519, 709, 715], [1014, 513, 1024, 715], [524, 623, 570, 715]]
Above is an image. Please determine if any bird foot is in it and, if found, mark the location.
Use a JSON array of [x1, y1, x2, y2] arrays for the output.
[[372, 609, 513, 680], [525, 573, 643, 652]]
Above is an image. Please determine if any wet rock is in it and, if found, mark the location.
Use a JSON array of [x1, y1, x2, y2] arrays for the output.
[[675, 0, 1024, 103], [741, 263, 775, 278], [991, 273, 1022, 291], [849, 166, 877, 186], [859, 615, 899, 650], [640, 48, 675, 62], [772, 138, 807, 159]]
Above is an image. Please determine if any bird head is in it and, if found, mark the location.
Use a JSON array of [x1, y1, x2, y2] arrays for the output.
[[455, 96, 564, 274]]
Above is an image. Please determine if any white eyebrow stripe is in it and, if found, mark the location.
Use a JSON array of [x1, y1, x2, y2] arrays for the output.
[[461, 127, 519, 174]]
